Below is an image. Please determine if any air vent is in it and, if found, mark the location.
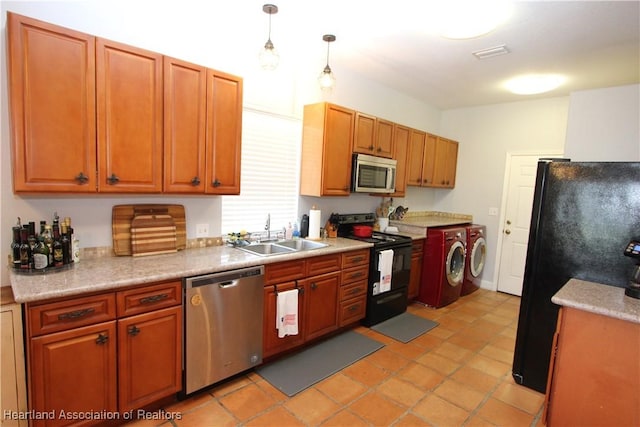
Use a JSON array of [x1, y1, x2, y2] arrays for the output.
[[472, 44, 510, 59]]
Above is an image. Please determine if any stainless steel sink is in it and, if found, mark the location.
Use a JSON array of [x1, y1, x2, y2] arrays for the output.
[[275, 239, 329, 251], [237, 239, 329, 257]]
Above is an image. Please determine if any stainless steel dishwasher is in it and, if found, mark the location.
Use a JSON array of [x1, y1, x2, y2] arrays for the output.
[[183, 266, 264, 394]]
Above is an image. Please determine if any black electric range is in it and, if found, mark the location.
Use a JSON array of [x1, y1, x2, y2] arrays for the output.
[[334, 213, 412, 326]]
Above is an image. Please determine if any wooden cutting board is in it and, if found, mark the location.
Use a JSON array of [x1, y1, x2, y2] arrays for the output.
[[130, 214, 177, 257], [112, 204, 186, 256]]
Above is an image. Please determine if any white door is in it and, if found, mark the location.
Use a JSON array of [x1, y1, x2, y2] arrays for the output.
[[496, 153, 562, 295]]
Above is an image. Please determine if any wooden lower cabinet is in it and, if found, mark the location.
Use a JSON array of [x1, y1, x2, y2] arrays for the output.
[[117, 306, 182, 412], [25, 280, 182, 426], [409, 239, 425, 299], [544, 307, 640, 426], [263, 250, 369, 359], [30, 322, 118, 427], [301, 272, 340, 341], [1, 289, 28, 427], [263, 282, 305, 358]]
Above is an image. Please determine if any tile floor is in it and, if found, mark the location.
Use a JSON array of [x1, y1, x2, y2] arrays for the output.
[[127, 289, 545, 427]]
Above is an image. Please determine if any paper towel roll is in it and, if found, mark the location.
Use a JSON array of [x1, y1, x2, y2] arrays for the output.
[[308, 207, 321, 240]]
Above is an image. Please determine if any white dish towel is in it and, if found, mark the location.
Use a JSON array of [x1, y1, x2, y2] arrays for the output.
[[378, 249, 394, 293], [276, 289, 299, 338]]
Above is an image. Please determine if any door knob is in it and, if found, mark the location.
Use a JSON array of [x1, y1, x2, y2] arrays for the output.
[[506, 220, 512, 225], [505, 229, 511, 235]]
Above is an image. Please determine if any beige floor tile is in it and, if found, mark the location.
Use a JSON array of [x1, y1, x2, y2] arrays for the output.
[[412, 394, 470, 426], [341, 358, 390, 387], [492, 381, 545, 415], [476, 397, 535, 426], [244, 406, 304, 427], [465, 353, 512, 378], [318, 409, 369, 427], [433, 341, 474, 363], [218, 383, 276, 422], [314, 373, 368, 405], [434, 378, 486, 412], [386, 339, 430, 360], [284, 387, 341, 425], [348, 391, 406, 426], [479, 343, 514, 364], [451, 366, 501, 394], [376, 377, 425, 408], [397, 362, 446, 391], [173, 399, 237, 427], [393, 412, 434, 427], [365, 346, 412, 372], [210, 375, 253, 398], [489, 334, 516, 352], [164, 391, 215, 414], [447, 330, 489, 352], [416, 351, 462, 376]]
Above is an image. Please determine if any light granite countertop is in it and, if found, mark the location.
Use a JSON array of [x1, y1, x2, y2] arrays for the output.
[[9, 238, 372, 304], [552, 279, 640, 324], [389, 211, 473, 237]]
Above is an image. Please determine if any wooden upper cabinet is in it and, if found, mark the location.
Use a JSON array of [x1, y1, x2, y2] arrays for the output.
[[407, 129, 427, 186], [421, 133, 438, 186], [205, 70, 243, 195], [353, 113, 394, 158], [96, 38, 163, 193], [301, 103, 355, 197], [163, 57, 207, 193], [432, 137, 459, 188], [7, 12, 97, 193], [390, 124, 410, 196]]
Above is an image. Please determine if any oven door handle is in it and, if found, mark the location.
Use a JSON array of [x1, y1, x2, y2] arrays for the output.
[[375, 291, 405, 304]]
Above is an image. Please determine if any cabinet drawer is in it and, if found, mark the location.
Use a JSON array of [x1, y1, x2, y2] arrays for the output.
[[340, 279, 368, 301], [306, 254, 341, 276], [342, 249, 370, 268], [117, 280, 181, 317], [265, 260, 306, 285], [339, 296, 366, 326], [28, 293, 116, 337], [342, 265, 369, 285]]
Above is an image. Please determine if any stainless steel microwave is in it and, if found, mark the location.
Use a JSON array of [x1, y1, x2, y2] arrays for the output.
[[351, 153, 397, 193]]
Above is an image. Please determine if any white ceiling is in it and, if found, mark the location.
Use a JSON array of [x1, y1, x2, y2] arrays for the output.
[[264, 0, 640, 110]]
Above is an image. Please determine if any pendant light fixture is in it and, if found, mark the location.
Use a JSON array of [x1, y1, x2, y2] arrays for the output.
[[318, 34, 336, 91], [259, 4, 279, 70]]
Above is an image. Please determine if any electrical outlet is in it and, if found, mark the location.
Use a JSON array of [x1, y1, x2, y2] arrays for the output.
[[196, 223, 209, 238], [488, 207, 499, 216]]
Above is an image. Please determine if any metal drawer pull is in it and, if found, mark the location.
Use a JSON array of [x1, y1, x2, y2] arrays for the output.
[[351, 257, 364, 263], [139, 293, 168, 304], [58, 307, 95, 320], [95, 333, 109, 345], [349, 272, 364, 279], [128, 325, 141, 336], [349, 287, 363, 295], [348, 304, 360, 312]]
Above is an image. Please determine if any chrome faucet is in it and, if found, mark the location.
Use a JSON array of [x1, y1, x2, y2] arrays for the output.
[[265, 213, 271, 240]]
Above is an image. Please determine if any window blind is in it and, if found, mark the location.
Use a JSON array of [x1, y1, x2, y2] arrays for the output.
[[221, 109, 301, 236]]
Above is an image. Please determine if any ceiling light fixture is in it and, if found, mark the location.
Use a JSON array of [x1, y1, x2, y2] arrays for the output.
[[318, 34, 336, 91], [504, 74, 566, 95], [473, 44, 510, 60], [259, 4, 279, 70]]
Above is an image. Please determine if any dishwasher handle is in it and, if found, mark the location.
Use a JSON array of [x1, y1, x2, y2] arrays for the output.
[[184, 266, 264, 289], [218, 280, 237, 288]]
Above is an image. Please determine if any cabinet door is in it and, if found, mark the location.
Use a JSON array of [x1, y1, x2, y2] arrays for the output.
[[163, 57, 206, 193], [353, 112, 376, 155], [409, 240, 425, 299], [322, 104, 355, 196], [30, 322, 117, 427], [421, 133, 438, 186], [7, 13, 97, 193], [1, 301, 27, 427], [205, 70, 243, 195], [263, 283, 305, 358], [407, 129, 426, 186], [118, 306, 182, 412], [391, 124, 410, 196], [96, 38, 163, 193], [301, 272, 340, 341], [433, 137, 458, 188], [375, 118, 395, 158]]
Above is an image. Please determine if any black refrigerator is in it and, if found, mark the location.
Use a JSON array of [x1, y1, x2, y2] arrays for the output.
[[512, 160, 640, 393]]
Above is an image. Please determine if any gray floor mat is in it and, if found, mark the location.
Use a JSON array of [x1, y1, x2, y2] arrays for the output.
[[370, 312, 439, 343], [256, 330, 384, 396]]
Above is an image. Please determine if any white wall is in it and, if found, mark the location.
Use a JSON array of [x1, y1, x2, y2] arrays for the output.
[[0, 1, 441, 287], [564, 84, 640, 161], [434, 97, 570, 289]]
